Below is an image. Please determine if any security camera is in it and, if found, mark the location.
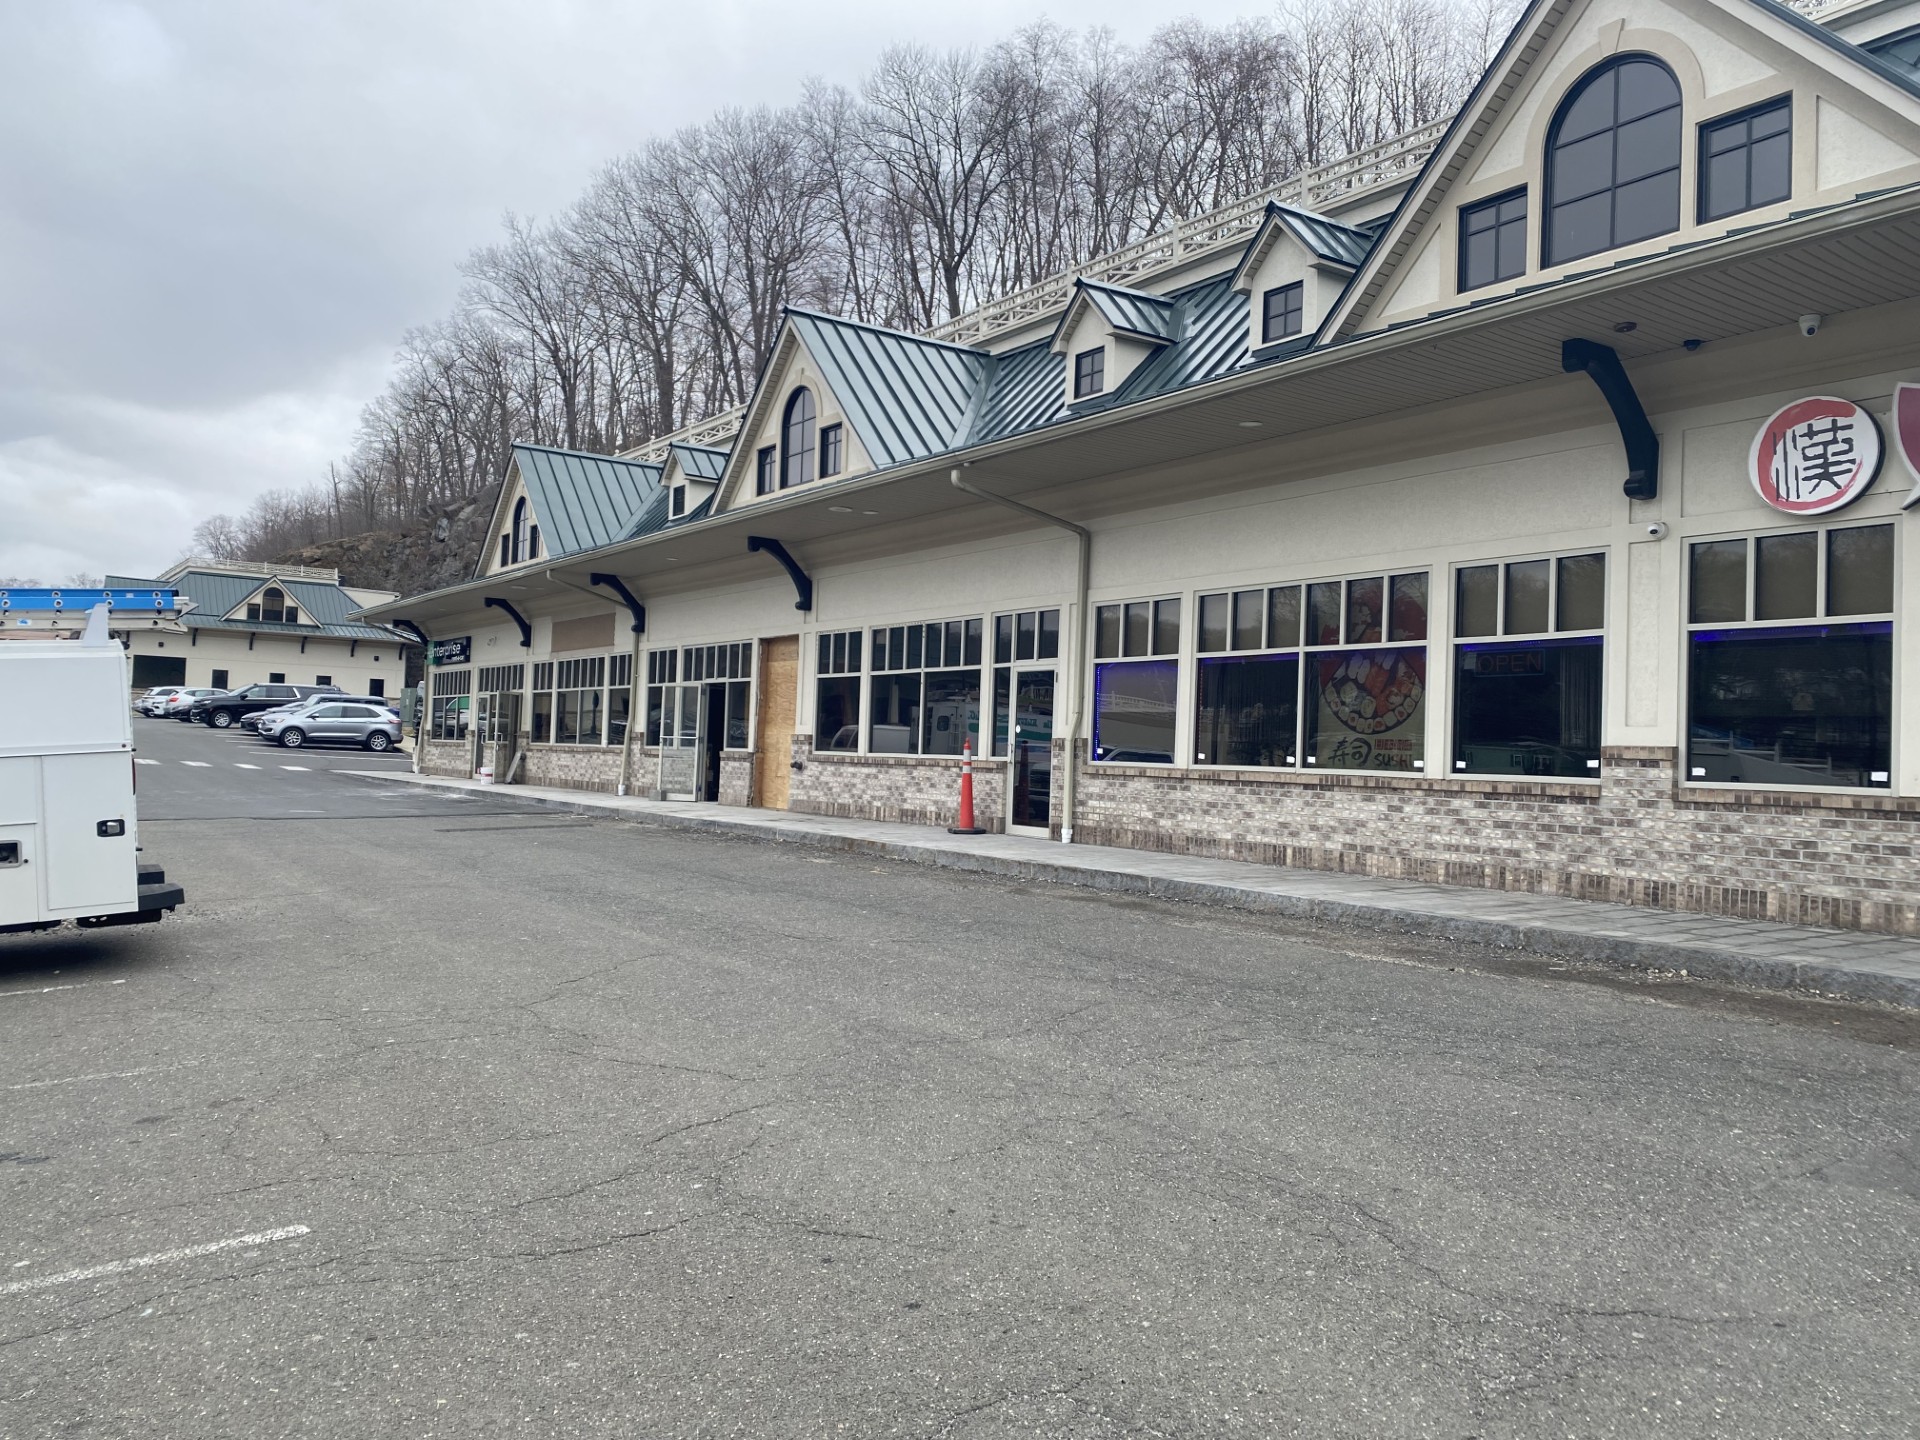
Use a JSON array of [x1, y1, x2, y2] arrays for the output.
[[1798, 313, 1823, 338], [1645, 521, 1670, 540]]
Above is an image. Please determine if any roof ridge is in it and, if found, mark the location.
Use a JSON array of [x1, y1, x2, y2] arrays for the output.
[[512, 440, 663, 467], [785, 306, 990, 358], [1073, 276, 1177, 306]]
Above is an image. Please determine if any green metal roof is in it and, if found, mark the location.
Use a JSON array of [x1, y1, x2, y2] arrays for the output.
[[786, 310, 989, 468], [104, 569, 409, 643], [511, 443, 663, 561], [668, 442, 730, 481], [1054, 279, 1178, 348]]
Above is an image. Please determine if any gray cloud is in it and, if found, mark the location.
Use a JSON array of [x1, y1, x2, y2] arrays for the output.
[[0, 0, 1262, 580]]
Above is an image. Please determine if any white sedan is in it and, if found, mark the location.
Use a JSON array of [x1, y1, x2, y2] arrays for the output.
[[162, 688, 226, 720]]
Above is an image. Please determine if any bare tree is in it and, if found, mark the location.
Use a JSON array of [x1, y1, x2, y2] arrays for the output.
[[191, 4, 1505, 577]]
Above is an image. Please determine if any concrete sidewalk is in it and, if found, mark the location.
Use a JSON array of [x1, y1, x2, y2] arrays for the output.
[[345, 769, 1920, 1009]]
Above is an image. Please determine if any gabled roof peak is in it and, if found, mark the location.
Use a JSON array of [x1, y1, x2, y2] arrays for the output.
[[784, 306, 988, 357], [1049, 276, 1179, 352], [1229, 202, 1376, 292]]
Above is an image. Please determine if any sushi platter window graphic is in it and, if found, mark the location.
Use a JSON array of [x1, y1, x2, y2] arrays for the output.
[[1748, 396, 1882, 515]]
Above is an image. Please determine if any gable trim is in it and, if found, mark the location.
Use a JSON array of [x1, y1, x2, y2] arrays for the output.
[[1326, 0, 1920, 342]]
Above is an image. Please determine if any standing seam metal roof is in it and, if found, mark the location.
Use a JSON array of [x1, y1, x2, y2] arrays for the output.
[[104, 569, 408, 642], [668, 443, 730, 481], [1068, 279, 1179, 343], [787, 311, 988, 468], [512, 443, 663, 558], [1112, 275, 1251, 404]]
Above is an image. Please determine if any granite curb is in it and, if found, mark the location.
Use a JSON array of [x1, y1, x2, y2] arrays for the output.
[[345, 771, 1920, 1009]]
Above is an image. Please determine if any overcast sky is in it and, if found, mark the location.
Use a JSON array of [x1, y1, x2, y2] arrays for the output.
[[0, 0, 1272, 584]]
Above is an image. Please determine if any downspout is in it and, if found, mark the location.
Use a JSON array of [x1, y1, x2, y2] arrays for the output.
[[949, 468, 1090, 845], [391, 619, 430, 775]]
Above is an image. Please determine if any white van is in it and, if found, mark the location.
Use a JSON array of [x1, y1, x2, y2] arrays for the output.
[[0, 605, 185, 935]]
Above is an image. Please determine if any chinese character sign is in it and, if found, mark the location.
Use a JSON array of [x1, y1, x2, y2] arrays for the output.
[[1895, 383, 1920, 510], [1748, 396, 1883, 515]]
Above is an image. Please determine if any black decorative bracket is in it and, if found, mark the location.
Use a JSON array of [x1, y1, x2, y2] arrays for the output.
[[746, 536, 814, 611], [1562, 338, 1659, 500], [588, 573, 647, 633], [483, 596, 532, 648], [391, 619, 428, 647]]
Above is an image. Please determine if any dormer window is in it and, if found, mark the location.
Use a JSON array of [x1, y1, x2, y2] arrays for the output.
[[819, 423, 843, 478], [248, 586, 295, 625], [1545, 56, 1682, 266], [670, 485, 687, 518], [1073, 348, 1105, 399], [782, 388, 816, 488], [1261, 284, 1304, 344], [757, 446, 776, 496]]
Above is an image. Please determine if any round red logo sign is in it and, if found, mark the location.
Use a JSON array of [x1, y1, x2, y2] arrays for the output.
[[1748, 396, 1883, 514]]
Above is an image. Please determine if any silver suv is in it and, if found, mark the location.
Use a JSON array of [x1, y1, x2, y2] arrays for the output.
[[258, 700, 402, 752]]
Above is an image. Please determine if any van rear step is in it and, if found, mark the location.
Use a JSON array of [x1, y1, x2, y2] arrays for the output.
[[74, 881, 185, 929], [138, 861, 165, 886]]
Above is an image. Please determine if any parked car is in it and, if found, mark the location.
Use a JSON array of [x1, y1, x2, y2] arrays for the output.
[[162, 687, 227, 720], [190, 683, 339, 728], [241, 694, 390, 732], [257, 700, 401, 751], [137, 686, 184, 716]]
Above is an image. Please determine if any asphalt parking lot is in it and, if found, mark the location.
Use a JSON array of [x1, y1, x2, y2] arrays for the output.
[[2, 716, 1916, 1438]]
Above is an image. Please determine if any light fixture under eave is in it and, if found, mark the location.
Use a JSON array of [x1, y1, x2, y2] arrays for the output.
[[861, 510, 880, 516], [1237, 420, 1263, 428], [828, 505, 853, 513]]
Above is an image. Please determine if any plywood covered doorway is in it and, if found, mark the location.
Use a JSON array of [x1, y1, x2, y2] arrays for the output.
[[753, 635, 798, 809]]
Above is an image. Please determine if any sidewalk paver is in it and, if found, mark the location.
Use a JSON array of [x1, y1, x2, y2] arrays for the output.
[[344, 769, 1920, 1008]]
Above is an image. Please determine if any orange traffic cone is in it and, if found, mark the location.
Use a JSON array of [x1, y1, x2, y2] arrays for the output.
[[948, 738, 987, 834]]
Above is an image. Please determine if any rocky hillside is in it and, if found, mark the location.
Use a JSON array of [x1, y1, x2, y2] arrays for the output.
[[272, 486, 499, 598]]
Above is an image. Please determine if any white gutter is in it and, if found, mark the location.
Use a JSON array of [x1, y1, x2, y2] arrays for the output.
[[949, 468, 1090, 845]]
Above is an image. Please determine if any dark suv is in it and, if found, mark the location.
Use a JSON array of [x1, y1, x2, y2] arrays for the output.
[[191, 683, 341, 728]]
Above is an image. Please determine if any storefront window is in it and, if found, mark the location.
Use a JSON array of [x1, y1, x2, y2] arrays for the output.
[[1308, 573, 1427, 772], [1687, 524, 1893, 788], [1093, 659, 1178, 763], [1093, 596, 1180, 762], [429, 668, 471, 741], [1196, 652, 1299, 766], [641, 643, 752, 750], [1452, 552, 1604, 777], [551, 656, 606, 745], [1192, 574, 1427, 772], [1195, 582, 1300, 767], [867, 616, 983, 754], [815, 630, 862, 752]]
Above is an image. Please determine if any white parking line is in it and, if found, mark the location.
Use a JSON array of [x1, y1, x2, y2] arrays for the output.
[[0, 980, 128, 1000], [234, 763, 261, 769], [0, 1225, 311, 1297], [134, 759, 159, 766], [280, 765, 309, 771], [179, 761, 211, 768]]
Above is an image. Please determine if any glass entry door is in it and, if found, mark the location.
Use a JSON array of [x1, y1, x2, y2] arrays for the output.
[[657, 684, 703, 800], [1008, 669, 1055, 834]]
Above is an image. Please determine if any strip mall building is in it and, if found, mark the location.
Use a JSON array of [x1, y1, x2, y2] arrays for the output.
[[364, 0, 1920, 936]]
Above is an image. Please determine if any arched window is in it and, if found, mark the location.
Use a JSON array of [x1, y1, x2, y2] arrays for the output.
[[1546, 57, 1682, 266], [511, 497, 529, 564], [782, 388, 817, 488], [260, 587, 286, 623]]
